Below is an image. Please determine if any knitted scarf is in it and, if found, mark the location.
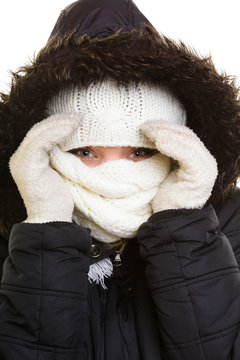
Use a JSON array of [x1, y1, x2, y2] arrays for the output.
[[49, 145, 171, 243]]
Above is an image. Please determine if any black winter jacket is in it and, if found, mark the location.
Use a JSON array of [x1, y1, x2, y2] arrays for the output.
[[1, 189, 240, 359], [1, 0, 240, 359]]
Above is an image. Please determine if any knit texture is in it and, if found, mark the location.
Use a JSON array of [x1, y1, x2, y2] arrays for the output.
[[49, 147, 171, 243], [46, 79, 187, 150]]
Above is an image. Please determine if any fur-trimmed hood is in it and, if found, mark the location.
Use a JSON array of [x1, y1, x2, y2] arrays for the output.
[[1, 0, 240, 236]]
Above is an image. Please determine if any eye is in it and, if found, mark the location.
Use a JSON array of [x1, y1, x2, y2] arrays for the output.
[[129, 148, 157, 158], [69, 147, 95, 158]]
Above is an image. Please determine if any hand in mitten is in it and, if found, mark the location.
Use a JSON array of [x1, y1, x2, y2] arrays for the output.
[[140, 120, 218, 212], [9, 113, 82, 223]]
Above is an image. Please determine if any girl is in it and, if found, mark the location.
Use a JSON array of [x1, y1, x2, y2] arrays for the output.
[[1, 0, 240, 359]]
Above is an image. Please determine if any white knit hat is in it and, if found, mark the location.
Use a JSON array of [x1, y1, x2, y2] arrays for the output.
[[46, 78, 186, 150]]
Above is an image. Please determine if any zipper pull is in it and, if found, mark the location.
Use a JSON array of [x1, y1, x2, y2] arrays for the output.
[[112, 250, 122, 267]]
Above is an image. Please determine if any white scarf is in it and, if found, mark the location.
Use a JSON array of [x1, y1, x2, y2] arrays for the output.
[[49, 145, 171, 243]]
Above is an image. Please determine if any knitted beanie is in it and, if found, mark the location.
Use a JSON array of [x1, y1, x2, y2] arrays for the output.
[[46, 78, 186, 150]]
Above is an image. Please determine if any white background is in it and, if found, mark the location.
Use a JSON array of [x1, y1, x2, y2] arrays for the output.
[[0, 0, 240, 93]]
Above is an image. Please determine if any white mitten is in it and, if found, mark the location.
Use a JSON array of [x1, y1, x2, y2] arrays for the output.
[[9, 113, 82, 223], [140, 120, 218, 212]]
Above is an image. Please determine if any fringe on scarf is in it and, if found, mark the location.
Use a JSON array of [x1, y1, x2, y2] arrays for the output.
[[88, 257, 113, 290]]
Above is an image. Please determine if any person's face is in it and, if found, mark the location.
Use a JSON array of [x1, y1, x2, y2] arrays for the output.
[[68, 146, 158, 167]]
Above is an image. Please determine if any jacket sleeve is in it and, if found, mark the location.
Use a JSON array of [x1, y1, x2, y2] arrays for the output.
[[0, 222, 91, 360], [137, 202, 240, 360]]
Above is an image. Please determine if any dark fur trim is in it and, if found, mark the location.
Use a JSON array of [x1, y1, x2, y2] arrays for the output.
[[1, 25, 240, 235]]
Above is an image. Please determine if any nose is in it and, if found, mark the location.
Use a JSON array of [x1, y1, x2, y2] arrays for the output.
[[99, 147, 125, 164], [102, 153, 122, 161]]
